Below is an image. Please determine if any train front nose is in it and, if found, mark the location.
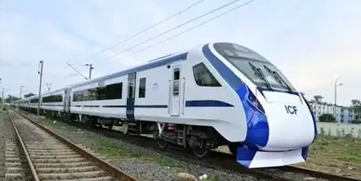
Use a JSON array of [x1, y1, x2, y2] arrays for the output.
[[236, 92, 316, 168], [261, 102, 315, 151]]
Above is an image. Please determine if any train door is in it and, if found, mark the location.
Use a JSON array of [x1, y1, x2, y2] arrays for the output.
[[126, 72, 136, 121], [169, 67, 181, 116], [64, 89, 71, 113]]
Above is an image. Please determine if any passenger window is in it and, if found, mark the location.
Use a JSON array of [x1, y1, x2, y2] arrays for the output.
[[139, 78, 146, 98], [193, 63, 221, 87], [72, 82, 123, 102], [43, 95, 63, 102], [105, 83, 122, 99]]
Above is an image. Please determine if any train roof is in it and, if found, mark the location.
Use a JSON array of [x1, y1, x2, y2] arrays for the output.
[[70, 51, 188, 89]]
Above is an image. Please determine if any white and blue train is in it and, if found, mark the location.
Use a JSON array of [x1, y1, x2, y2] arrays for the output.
[[15, 42, 317, 168]]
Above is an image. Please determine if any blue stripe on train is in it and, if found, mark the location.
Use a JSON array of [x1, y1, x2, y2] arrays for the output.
[[186, 100, 233, 107], [202, 44, 269, 148], [72, 101, 233, 108]]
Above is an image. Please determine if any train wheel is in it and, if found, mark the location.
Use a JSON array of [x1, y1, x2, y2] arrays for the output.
[[157, 139, 168, 149], [192, 143, 210, 158], [190, 136, 210, 158], [153, 130, 168, 149]]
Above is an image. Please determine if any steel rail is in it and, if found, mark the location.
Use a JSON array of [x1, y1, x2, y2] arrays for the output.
[[7, 110, 40, 181], [12, 108, 138, 181], [282, 166, 360, 181]]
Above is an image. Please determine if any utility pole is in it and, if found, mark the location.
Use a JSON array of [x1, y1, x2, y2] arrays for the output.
[[0, 78, 2, 107], [334, 78, 343, 123], [1, 88, 8, 109], [37, 60, 44, 116], [86, 64, 94, 80], [19, 86, 24, 99], [1, 88, 4, 109]]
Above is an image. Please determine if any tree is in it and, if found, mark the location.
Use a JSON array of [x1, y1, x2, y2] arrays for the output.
[[5, 95, 20, 103], [313, 95, 323, 103], [24, 93, 35, 98], [351, 99, 361, 121], [319, 114, 336, 122]]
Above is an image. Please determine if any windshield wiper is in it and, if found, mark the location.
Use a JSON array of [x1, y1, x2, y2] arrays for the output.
[[248, 62, 272, 90], [263, 65, 292, 92]]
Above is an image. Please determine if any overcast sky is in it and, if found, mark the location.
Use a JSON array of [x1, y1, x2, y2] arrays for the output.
[[0, 0, 360, 106]]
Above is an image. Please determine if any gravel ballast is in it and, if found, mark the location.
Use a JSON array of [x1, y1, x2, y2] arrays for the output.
[[24, 113, 262, 181], [1, 111, 30, 181], [0, 111, 17, 181]]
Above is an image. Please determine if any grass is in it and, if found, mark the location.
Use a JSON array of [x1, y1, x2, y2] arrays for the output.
[[202, 176, 218, 181], [38, 116, 72, 129], [308, 135, 361, 164], [94, 138, 185, 171]]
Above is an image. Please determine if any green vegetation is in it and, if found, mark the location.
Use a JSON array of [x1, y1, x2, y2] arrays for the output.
[[318, 114, 336, 122], [38, 117, 62, 128], [203, 176, 218, 181], [352, 119, 361, 124], [24, 93, 35, 98], [351, 99, 361, 121], [94, 138, 184, 171], [1, 95, 20, 103], [309, 135, 361, 164]]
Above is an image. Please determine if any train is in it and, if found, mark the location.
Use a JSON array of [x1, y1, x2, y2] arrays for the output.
[[14, 42, 317, 168]]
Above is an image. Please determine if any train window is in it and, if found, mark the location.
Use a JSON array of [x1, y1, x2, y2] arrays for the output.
[[96, 87, 106, 100], [193, 63, 221, 87], [128, 81, 135, 98], [43, 95, 63, 103], [174, 69, 180, 80], [73, 82, 123, 102], [173, 68, 180, 96], [173, 81, 179, 95], [105, 83, 122, 99], [73, 90, 85, 102], [139, 78, 146, 98], [128, 73, 136, 99], [214, 43, 296, 92], [30, 98, 39, 103]]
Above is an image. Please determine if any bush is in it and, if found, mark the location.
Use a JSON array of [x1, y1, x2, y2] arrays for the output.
[[319, 114, 336, 122], [351, 120, 361, 124]]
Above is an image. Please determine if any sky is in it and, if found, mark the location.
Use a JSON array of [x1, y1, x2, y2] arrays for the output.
[[0, 0, 360, 106]]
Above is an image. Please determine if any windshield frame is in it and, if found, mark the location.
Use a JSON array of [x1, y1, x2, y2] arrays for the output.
[[213, 43, 296, 92]]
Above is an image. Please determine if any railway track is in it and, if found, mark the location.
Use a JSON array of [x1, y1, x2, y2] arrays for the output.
[[4, 139, 29, 180], [79, 125, 360, 181], [17, 109, 361, 181], [7, 109, 137, 181]]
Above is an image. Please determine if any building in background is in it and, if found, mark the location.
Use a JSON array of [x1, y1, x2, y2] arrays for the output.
[[308, 100, 354, 123], [341, 107, 355, 123]]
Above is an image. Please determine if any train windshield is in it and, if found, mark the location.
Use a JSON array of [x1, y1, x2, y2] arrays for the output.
[[214, 43, 296, 92]]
